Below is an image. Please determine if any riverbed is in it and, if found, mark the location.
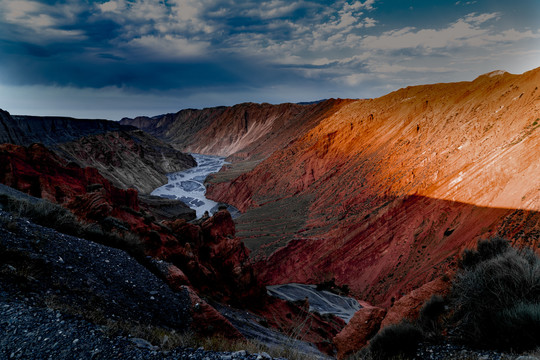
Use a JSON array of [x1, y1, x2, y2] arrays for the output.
[[151, 154, 238, 218], [267, 283, 362, 323]]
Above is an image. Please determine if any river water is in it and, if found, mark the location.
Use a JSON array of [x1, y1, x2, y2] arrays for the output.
[[151, 154, 238, 218], [267, 283, 362, 323]]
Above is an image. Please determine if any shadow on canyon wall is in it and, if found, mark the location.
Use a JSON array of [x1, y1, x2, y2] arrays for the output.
[[251, 194, 539, 307]]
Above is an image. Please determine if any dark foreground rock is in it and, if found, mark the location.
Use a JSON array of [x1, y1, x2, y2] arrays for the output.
[[416, 343, 537, 360], [0, 292, 283, 360], [0, 207, 192, 334], [0, 208, 288, 360]]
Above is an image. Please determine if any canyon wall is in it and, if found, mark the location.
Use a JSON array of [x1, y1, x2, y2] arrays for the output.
[[205, 68, 540, 306], [121, 99, 351, 160], [55, 130, 195, 194], [0, 110, 196, 194], [0, 111, 133, 145]]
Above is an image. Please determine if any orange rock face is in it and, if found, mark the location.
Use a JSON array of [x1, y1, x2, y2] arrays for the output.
[[380, 277, 450, 329], [333, 305, 386, 359], [206, 67, 540, 306]]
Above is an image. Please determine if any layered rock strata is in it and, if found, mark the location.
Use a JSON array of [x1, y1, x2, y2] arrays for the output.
[[205, 68, 540, 306]]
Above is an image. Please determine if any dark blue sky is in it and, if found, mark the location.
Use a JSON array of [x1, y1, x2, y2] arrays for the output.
[[0, 0, 539, 119]]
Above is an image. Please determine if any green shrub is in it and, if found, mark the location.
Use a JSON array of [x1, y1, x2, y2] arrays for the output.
[[366, 321, 423, 360], [450, 238, 540, 351]]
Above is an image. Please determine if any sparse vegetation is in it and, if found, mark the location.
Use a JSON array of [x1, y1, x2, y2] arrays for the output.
[[358, 321, 423, 360], [177, 334, 315, 360], [418, 294, 447, 342], [0, 193, 145, 259], [352, 237, 540, 359], [449, 237, 540, 351]]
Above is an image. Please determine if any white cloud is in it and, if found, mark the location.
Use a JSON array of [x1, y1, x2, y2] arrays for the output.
[[241, 1, 304, 19], [360, 13, 537, 52], [367, 63, 454, 74], [363, 17, 377, 28], [346, 0, 376, 11], [126, 34, 209, 58], [98, 0, 123, 13], [1, 0, 538, 105], [93, 0, 218, 59], [341, 73, 370, 86], [0, 0, 86, 42], [464, 12, 500, 24]]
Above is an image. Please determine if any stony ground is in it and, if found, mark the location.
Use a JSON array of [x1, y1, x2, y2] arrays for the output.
[[416, 343, 539, 360], [0, 292, 275, 360]]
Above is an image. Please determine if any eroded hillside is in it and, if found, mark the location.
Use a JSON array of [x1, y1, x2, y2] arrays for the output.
[[205, 68, 540, 306], [121, 100, 352, 161], [0, 110, 196, 194]]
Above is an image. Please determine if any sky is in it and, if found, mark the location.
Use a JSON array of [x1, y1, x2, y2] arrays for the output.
[[0, 0, 539, 120]]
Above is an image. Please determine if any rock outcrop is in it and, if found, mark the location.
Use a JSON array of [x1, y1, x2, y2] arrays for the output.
[[55, 129, 196, 194], [0, 143, 139, 216], [138, 195, 196, 221], [204, 67, 540, 306], [159, 210, 265, 307], [380, 276, 450, 329], [333, 305, 386, 359], [0, 111, 133, 146]]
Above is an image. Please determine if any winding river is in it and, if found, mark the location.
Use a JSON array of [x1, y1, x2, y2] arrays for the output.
[[151, 154, 238, 218]]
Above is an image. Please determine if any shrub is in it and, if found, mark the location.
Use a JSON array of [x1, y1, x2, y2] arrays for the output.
[[458, 236, 509, 269], [366, 321, 423, 360], [418, 295, 447, 341], [495, 302, 540, 350], [1, 196, 81, 237], [449, 238, 540, 351]]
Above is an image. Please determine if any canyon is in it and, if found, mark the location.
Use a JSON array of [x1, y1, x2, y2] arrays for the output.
[[1, 66, 539, 358], [123, 68, 540, 307]]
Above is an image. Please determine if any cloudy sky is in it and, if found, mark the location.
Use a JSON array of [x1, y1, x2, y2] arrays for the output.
[[0, 0, 539, 120]]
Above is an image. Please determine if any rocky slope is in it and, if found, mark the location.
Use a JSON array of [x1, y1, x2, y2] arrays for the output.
[[205, 67, 540, 306], [55, 130, 196, 194], [120, 100, 351, 161], [0, 110, 196, 194], [0, 111, 132, 146]]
